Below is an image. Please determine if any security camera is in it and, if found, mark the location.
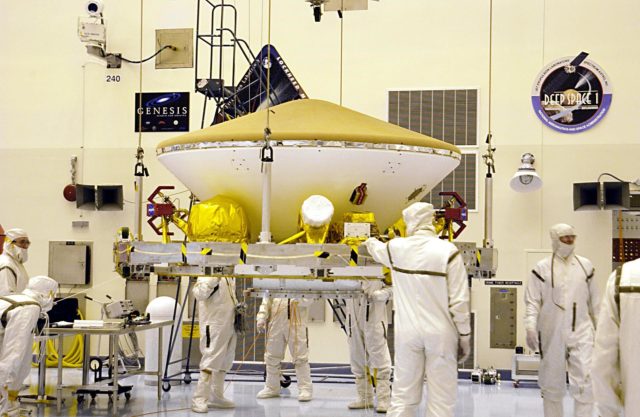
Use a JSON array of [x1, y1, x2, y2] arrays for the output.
[[79, 1, 107, 57], [85, 0, 104, 17]]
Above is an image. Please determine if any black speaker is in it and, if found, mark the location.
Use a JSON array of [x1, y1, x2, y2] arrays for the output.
[[76, 184, 96, 210], [573, 182, 631, 211], [573, 182, 599, 211], [603, 182, 630, 210], [630, 194, 640, 209], [48, 297, 80, 323], [96, 185, 123, 211]]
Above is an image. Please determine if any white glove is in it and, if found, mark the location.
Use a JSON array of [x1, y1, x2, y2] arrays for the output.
[[458, 335, 471, 364], [526, 329, 539, 352], [369, 289, 389, 302], [192, 277, 221, 301], [364, 237, 379, 251], [256, 317, 267, 334]]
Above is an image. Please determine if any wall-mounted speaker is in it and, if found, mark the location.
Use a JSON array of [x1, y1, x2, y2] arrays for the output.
[[76, 184, 96, 210], [573, 182, 599, 211], [96, 185, 123, 211], [573, 182, 631, 211], [603, 182, 630, 210]]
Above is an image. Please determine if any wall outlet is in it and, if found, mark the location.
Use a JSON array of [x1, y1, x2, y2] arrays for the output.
[[155, 28, 193, 69]]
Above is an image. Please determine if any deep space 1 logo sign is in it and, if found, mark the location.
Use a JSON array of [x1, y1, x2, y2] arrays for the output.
[[531, 54, 612, 134], [135, 92, 189, 132]]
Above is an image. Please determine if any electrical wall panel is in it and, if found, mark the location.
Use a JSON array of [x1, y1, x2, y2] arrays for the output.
[[156, 28, 193, 69], [611, 211, 640, 269], [48, 241, 92, 285], [490, 287, 517, 349]]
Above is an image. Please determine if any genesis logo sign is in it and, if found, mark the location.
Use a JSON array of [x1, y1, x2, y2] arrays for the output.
[[135, 92, 189, 132], [531, 53, 612, 134]]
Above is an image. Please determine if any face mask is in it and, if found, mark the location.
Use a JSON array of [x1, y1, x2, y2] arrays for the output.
[[15, 247, 28, 263], [4, 243, 22, 262], [40, 296, 54, 313], [555, 241, 574, 259], [24, 288, 55, 312]]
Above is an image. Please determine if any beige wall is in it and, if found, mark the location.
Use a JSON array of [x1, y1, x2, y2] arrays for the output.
[[1, 0, 638, 367]]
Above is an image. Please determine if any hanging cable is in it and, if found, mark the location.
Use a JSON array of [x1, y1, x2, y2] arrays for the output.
[[258, 0, 274, 243], [133, 0, 149, 240], [481, 0, 496, 250], [597, 173, 627, 183], [339, 6, 344, 106], [137, 0, 144, 149], [487, 0, 493, 136], [105, 45, 175, 64], [265, 0, 273, 129], [539, 0, 547, 248]]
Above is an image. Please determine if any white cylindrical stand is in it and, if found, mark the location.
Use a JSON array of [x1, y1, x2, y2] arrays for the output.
[[144, 296, 183, 385]]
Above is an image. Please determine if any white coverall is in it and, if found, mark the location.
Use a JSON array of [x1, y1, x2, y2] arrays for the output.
[[592, 259, 640, 417], [524, 224, 600, 417], [365, 202, 471, 417], [191, 277, 237, 412], [0, 276, 57, 416], [345, 280, 393, 411], [0, 229, 30, 296], [256, 297, 313, 401]]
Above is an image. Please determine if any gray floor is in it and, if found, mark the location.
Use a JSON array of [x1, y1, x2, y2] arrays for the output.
[[18, 369, 573, 417]]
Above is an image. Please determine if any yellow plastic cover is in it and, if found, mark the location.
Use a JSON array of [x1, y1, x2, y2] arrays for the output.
[[343, 212, 377, 224], [301, 217, 330, 244], [185, 195, 250, 243], [157, 99, 460, 154]]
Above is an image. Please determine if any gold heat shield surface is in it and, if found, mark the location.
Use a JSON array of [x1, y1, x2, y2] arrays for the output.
[[157, 99, 460, 154]]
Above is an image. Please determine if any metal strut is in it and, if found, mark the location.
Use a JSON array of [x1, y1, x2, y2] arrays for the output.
[[133, 147, 149, 241], [481, 133, 496, 249], [328, 299, 348, 335], [259, 127, 273, 243]]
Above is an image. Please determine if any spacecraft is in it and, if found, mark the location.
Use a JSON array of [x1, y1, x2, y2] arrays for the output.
[[156, 98, 461, 241]]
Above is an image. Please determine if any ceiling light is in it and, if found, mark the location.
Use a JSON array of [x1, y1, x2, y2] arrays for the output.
[[510, 153, 542, 192]]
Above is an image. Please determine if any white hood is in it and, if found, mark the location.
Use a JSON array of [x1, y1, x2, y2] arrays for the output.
[[550, 223, 576, 259], [402, 202, 436, 236]]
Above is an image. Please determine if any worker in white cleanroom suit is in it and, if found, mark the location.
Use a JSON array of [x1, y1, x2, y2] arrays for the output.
[[592, 258, 640, 417], [191, 277, 237, 413], [345, 279, 393, 413], [365, 202, 471, 417], [0, 229, 31, 295], [524, 223, 600, 417], [255, 297, 313, 401], [0, 275, 58, 416]]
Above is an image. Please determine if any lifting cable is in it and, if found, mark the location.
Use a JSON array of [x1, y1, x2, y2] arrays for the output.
[[339, 7, 344, 106]]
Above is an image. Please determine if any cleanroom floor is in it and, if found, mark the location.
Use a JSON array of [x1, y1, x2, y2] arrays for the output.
[[19, 369, 572, 416]]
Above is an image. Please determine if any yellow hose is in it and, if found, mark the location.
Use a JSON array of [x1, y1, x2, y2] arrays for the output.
[[32, 309, 84, 368]]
